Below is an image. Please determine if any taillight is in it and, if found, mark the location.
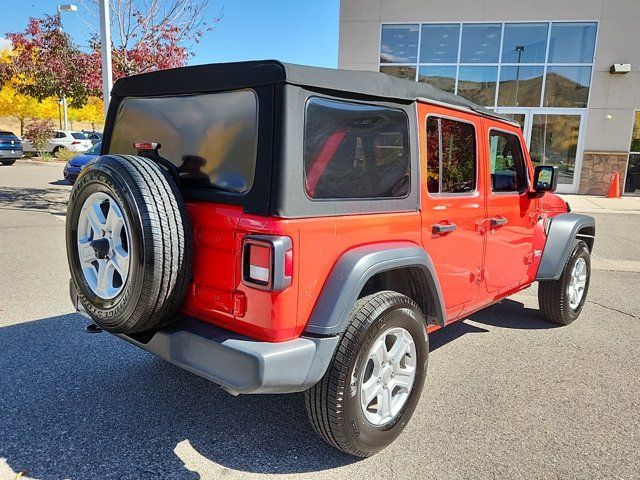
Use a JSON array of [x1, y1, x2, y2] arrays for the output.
[[248, 243, 271, 284], [71, 141, 80, 145], [242, 235, 293, 291]]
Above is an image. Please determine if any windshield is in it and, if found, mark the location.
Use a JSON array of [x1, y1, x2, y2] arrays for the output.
[[72, 132, 89, 140], [108, 90, 258, 193], [0, 131, 19, 141], [86, 142, 101, 155]]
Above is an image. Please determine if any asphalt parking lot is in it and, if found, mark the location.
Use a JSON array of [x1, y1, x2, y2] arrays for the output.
[[1, 161, 639, 480]]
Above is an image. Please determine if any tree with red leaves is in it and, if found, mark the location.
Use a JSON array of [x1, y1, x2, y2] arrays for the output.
[[5, 1, 221, 108], [5, 16, 91, 108], [80, 0, 222, 92]]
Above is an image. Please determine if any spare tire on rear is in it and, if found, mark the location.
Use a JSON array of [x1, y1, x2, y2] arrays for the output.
[[66, 154, 192, 334]]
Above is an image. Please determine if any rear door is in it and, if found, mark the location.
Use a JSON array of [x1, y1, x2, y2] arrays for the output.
[[483, 122, 537, 294], [418, 103, 486, 320]]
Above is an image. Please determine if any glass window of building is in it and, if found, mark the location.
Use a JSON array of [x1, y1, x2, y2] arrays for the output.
[[379, 20, 596, 109], [418, 66, 456, 93], [380, 24, 419, 63], [501, 23, 548, 63], [498, 66, 544, 107], [548, 22, 597, 64], [625, 111, 640, 194], [457, 66, 498, 106], [380, 65, 417, 81], [460, 24, 502, 63], [530, 114, 581, 185], [460, 23, 502, 63], [420, 24, 460, 63], [543, 66, 592, 108]]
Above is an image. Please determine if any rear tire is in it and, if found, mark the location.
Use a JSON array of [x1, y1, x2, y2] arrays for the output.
[[1, 160, 16, 166], [66, 154, 192, 333], [305, 291, 428, 457], [538, 239, 591, 325]]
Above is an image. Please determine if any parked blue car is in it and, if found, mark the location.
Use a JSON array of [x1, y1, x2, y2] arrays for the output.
[[0, 130, 23, 165], [63, 142, 101, 184]]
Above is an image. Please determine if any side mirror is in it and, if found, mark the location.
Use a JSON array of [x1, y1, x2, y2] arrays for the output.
[[533, 165, 558, 193]]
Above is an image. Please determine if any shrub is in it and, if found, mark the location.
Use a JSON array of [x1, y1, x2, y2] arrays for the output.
[[24, 119, 54, 158], [54, 148, 77, 163]]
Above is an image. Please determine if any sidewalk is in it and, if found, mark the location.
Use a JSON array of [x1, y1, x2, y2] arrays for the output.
[[559, 194, 640, 214]]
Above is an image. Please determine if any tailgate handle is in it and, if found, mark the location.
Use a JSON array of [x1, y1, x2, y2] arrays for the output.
[[489, 217, 509, 228], [432, 223, 457, 235]]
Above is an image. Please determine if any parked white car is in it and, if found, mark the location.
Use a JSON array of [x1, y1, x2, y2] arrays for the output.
[[22, 130, 93, 154]]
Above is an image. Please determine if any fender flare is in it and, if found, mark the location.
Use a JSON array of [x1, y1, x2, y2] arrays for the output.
[[303, 242, 446, 336], [536, 213, 596, 281]]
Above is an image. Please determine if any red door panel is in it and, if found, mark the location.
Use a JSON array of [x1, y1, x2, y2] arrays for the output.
[[483, 122, 538, 295], [418, 103, 487, 321]]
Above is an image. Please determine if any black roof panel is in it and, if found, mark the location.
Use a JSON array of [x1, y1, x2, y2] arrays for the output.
[[112, 60, 515, 125]]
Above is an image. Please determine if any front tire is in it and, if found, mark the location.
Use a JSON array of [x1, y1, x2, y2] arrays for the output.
[[538, 239, 591, 325], [1, 160, 16, 166], [305, 291, 428, 457]]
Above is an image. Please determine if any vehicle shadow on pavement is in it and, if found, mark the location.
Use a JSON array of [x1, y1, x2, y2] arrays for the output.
[[0, 314, 357, 479], [470, 299, 559, 330], [0, 186, 68, 213], [428, 299, 557, 351]]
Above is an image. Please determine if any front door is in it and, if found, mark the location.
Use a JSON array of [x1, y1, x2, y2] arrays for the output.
[[484, 122, 538, 294], [418, 103, 486, 320], [496, 108, 586, 193]]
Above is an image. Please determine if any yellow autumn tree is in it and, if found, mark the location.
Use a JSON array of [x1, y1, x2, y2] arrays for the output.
[[68, 97, 104, 131], [0, 84, 60, 136]]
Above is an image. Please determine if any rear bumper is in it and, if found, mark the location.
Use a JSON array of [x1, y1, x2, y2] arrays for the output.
[[116, 316, 339, 395]]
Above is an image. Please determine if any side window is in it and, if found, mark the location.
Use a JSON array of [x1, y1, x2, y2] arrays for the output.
[[426, 116, 476, 194], [304, 98, 411, 200], [54, 131, 64, 139], [489, 130, 528, 193]]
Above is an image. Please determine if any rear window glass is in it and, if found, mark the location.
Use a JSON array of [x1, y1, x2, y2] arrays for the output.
[[303, 98, 410, 199], [72, 132, 89, 140], [426, 116, 476, 194], [108, 90, 258, 193], [0, 131, 19, 140]]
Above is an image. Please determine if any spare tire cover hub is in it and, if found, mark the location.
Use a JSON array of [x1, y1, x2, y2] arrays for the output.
[[77, 191, 131, 300]]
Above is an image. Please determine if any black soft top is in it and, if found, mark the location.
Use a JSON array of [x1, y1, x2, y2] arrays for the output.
[[111, 60, 515, 125]]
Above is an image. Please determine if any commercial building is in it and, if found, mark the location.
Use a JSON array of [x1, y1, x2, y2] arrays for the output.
[[338, 0, 640, 194]]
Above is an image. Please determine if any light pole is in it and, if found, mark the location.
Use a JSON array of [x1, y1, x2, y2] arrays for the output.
[[57, 4, 77, 131], [514, 45, 525, 107], [98, 0, 112, 120]]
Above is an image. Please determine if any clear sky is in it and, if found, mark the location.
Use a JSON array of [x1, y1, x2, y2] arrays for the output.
[[0, 0, 340, 68]]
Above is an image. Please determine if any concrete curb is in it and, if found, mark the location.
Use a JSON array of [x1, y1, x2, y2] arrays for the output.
[[15, 159, 66, 166]]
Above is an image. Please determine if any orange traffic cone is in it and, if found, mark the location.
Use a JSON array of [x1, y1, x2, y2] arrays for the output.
[[607, 172, 621, 198]]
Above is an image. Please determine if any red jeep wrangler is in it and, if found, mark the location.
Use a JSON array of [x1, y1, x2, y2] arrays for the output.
[[66, 61, 595, 457]]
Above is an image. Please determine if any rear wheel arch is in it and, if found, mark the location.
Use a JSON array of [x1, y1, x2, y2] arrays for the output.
[[359, 266, 440, 326], [303, 242, 446, 336]]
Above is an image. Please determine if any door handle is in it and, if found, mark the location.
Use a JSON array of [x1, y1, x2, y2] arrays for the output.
[[489, 217, 509, 229], [432, 223, 457, 235]]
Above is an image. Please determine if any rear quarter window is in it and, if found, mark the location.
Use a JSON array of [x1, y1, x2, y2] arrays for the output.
[[108, 90, 258, 193], [303, 98, 410, 199]]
